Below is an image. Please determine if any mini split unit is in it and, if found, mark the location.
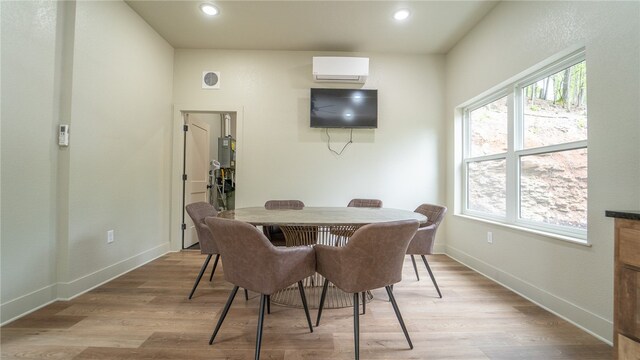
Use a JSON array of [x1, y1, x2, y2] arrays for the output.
[[312, 57, 369, 84]]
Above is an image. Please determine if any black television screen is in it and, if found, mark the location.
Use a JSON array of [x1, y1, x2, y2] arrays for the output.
[[310, 88, 378, 128]]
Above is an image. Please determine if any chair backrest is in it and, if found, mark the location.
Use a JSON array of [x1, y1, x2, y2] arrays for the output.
[[185, 202, 219, 254], [406, 204, 447, 255], [264, 200, 305, 210], [347, 198, 383, 208], [336, 220, 418, 293], [414, 204, 447, 228], [204, 216, 284, 293]]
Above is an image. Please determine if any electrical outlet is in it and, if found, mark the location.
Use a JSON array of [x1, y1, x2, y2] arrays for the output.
[[107, 230, 114, 244], [487, 231, 493, 244]]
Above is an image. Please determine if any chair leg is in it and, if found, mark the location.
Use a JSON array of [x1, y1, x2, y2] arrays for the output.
[[385, 286, 413, 350], [316, 278, 329, 326], [267, 295, 271, 314], [353, 292, 360, 360], [255, 294, 267, 360], [421, 255, 442, 298], [245, 288, 249, 301], [297, 281, 313, 333], [189, 254, 212, 299], [209, 285, 239, 344], [410, 255, 420, 281], [361, 292, 366, 314], [209, 254, 220, 282]]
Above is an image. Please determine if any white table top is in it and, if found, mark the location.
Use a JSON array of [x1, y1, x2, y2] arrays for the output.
[[218, 207, 427, 226]]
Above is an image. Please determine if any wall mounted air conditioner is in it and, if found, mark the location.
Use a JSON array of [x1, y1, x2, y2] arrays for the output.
[[312, 57, 369, 83]]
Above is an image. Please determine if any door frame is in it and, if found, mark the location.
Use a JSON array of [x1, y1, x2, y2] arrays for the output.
[[170, 105, 244, 251]]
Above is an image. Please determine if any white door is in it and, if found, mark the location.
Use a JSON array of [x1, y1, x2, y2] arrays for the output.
[[184, 115, 210, 248]]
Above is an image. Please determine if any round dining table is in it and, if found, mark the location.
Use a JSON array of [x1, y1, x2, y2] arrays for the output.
[[218, 207, 427, 309]]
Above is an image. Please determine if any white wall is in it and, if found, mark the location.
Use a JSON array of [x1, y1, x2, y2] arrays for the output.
[[0, 0, 174, 322], [62, 0, 174, 289], [1, 0, 61, 320], [445, 1, 640, 342], [173, 51, 446, 216]]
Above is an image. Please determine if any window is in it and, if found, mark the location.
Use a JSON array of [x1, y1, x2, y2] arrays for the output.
[[462, 50, 587, 240]]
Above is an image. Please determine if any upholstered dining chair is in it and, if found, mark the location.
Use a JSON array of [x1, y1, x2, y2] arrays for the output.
[[406, 203, 447, 298], [315, 220, 419, 360], [185, 202, 249, 301], [331, 198, 383, 246], [185, 202, 221, 300], [347, 198, 383, 208], [204, 216, 315, 360], [262, 200, 305, 246]]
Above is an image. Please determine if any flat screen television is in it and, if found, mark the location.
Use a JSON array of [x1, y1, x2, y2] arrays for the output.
[[310, 88, 378, 128]]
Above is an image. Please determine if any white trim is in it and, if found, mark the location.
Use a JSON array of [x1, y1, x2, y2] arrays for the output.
[[170, 104, 245, 251], [516, 140, 587, 157], [456, 45, 586, 110], [0, 284, 59, 325], [517, 49, 586, 90], [455, 213, 590, 246], [463, 152, 507, 163], [460, 48, 588, 240], [445, 246, 612, 344], [57, 243, 170, 299], [0, 244, 170, 326]]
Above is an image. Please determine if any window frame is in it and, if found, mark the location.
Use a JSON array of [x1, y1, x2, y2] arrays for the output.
[[461, 49, 587, 241]]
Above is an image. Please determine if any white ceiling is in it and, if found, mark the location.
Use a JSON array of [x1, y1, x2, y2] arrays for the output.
[[126, 1, 499, 54]]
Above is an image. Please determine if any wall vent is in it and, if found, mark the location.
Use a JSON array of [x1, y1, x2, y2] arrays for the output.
[[202, 71, 221, 89]]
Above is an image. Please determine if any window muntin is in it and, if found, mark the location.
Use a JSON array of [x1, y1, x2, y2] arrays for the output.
[[462, 50, 587, 240]]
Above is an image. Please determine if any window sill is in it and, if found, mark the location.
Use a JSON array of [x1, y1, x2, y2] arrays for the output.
[[454, 214, 591, 247]]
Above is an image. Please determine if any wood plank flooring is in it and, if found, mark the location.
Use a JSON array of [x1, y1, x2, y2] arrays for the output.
[[1, 252, 612, 359]]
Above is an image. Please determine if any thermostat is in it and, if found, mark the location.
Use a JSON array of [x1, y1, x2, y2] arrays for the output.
[[59, 124, 69, 146]]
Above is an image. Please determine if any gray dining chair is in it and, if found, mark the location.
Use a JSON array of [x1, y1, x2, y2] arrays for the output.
[[205, 216, 315, 360], [262, 200, 305, 246], [185, 202, 249, 301], [185, 202, 221, 299], [315, 219, 419, 360], [331, 198, 383, 246], [348, 198, 383, 208], [406, 203, 447, 298]]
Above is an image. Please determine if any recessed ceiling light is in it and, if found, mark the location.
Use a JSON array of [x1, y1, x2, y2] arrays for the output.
[[200, 3, 219, 16], [393, 9, 410, 21]]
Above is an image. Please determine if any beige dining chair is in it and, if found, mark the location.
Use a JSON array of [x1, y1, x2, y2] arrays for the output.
[[348, 198, 383, 208], [331, 198, 383, 246], [315, 219, 419, 360], [185, 202, 249, 301], [262, 200, 305, 246], [406, 203, 447, 298], [204, 216, 315, 360], [185, 202, 221, 300]]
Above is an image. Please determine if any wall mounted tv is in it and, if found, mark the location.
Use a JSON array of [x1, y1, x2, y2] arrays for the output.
[[310, 88, 378, 128]]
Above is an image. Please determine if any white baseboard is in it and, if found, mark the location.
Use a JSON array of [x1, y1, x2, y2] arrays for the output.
[[445, 245, 613, 345], [1, 243, 170, 326], [0, 284, 59, 325], [56, 243, 170, 299]]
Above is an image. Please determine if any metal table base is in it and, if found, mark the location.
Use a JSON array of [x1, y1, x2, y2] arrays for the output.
[[269, 225, 372, 309]]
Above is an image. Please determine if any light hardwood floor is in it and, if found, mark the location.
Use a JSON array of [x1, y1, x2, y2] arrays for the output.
[[1, 252, 612, 359]]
